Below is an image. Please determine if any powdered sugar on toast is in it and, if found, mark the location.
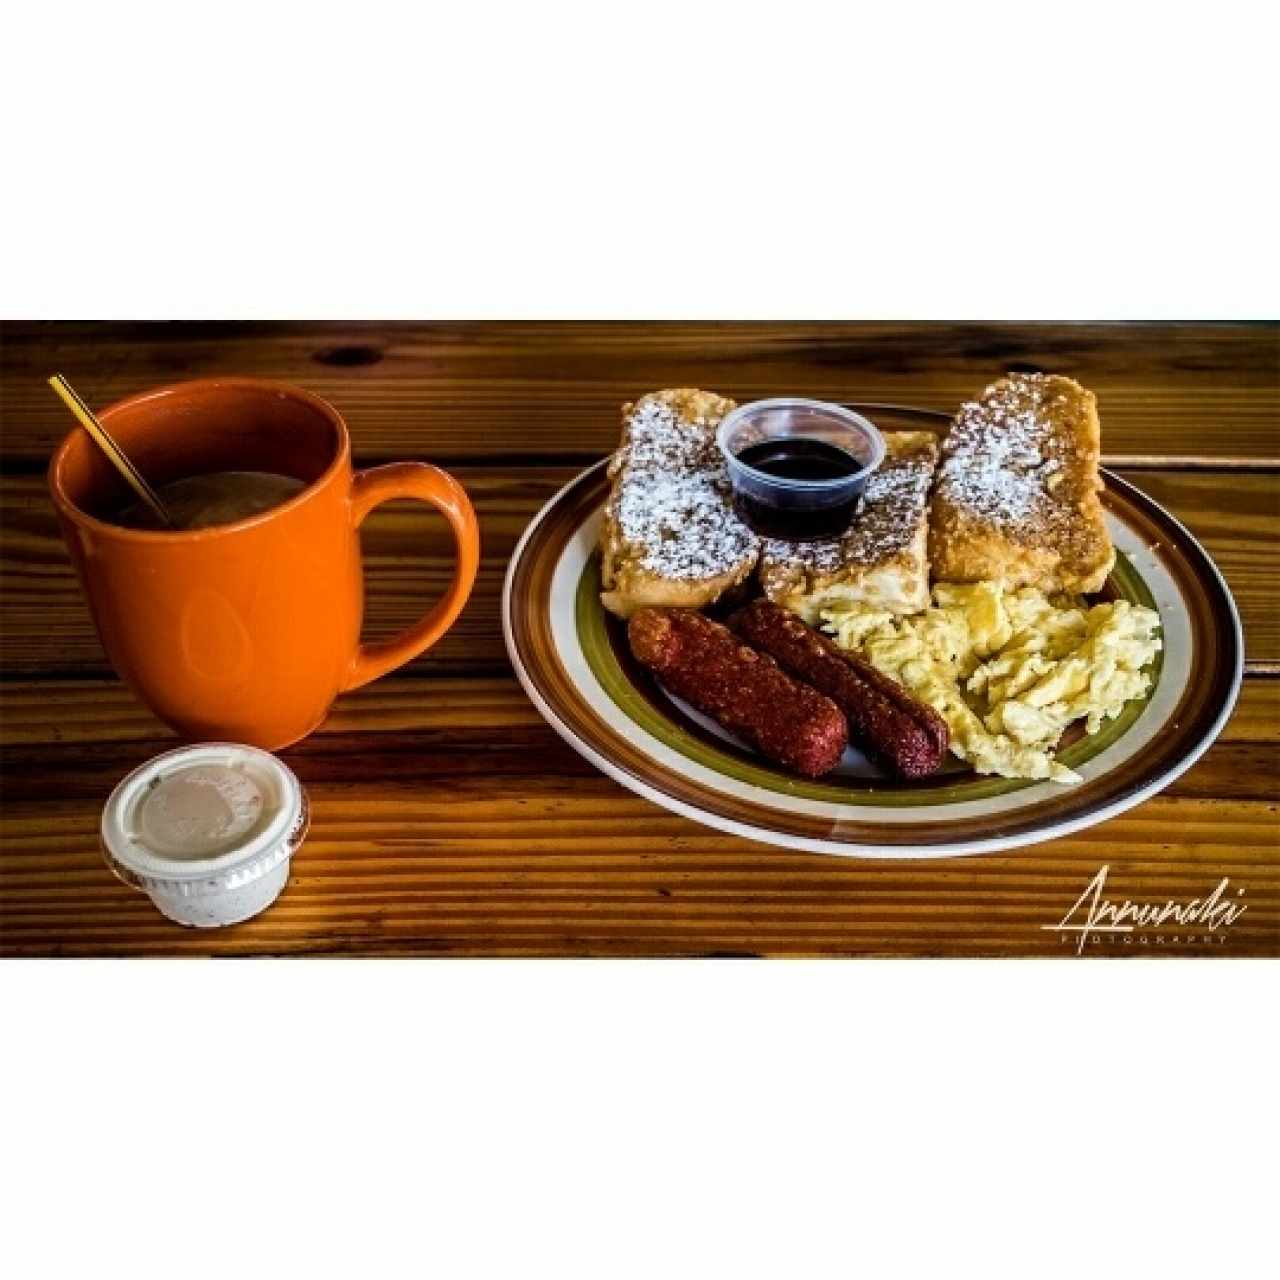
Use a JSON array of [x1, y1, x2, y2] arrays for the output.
[[611, 393, 758, 581], [928, 373, 1114, 594], [756, 431, 939, 620], [939, 376, 1073, 536]]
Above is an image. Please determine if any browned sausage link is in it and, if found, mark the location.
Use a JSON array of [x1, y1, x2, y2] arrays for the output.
[[826, 633, 950, 760], [628, 608, 848, 778], [731, 600, 949, 778]]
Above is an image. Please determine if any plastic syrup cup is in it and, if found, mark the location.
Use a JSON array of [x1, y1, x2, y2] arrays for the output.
[[716, 398, 885, 541]]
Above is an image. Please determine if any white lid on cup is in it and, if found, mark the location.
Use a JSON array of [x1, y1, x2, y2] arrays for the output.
[[101, 743, 308, 928]]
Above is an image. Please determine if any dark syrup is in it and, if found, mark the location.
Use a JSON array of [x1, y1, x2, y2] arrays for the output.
[[733, 437, 864, 540]]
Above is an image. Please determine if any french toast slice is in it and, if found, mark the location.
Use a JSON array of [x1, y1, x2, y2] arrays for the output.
[[929, 374, 1114, 594], [599, 388, 759, 619], [758, 431, 939, 624]]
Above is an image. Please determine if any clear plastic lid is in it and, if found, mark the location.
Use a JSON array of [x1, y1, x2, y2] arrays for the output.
[[716, 398, 885, 493]]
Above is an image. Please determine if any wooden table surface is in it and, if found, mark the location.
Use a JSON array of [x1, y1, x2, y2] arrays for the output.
[[2, 322, 1277, 957]]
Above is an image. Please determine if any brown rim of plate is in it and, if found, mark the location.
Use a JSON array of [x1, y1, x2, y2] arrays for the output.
[[505, 410, 1242, 850]]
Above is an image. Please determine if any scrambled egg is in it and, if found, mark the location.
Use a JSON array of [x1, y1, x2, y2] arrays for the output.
[[821, 582, 1162, 784]]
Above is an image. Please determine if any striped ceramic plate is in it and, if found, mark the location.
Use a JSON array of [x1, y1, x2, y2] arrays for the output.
[[503, 406, 1242, 858]]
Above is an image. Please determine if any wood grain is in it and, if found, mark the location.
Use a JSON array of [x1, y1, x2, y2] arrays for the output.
[[3, 466, 1277, 676], [2, 674, 1275, 796], [3, 321, 1277, 465], [2, 676, 1276, 956], [2, 322, 1277, 959], [2, 795, 1275, 957]]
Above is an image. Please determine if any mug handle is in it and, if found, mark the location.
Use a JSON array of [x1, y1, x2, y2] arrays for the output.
[[341, 462, 480, 692]]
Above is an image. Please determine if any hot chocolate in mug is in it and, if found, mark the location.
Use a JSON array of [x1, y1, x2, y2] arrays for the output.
[[49, 377, 480, 749]]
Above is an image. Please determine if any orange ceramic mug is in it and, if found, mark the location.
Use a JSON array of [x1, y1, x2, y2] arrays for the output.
[[49, 377, 480, 749]]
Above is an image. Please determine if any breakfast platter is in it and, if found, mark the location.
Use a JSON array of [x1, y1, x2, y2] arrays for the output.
[[504, 397, 1243, 858]]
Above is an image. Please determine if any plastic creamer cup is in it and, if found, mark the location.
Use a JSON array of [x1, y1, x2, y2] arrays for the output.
[[100, 743, 309, 928]]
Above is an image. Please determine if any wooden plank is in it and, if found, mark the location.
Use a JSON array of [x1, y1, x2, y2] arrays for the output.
[[2, 673, 1274, 796], [2, 678, 1275, 956], [0, 677, 546, 746], [2, 792, 1275, 957], [3, 321, 1277, 465], [3, 466, 1277, 675]]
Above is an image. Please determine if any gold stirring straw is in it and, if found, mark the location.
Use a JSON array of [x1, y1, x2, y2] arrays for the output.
[[48, 374, 173, 528]]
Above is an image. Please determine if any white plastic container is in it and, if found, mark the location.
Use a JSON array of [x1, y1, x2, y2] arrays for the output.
[[100, 743, 309, 928]]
